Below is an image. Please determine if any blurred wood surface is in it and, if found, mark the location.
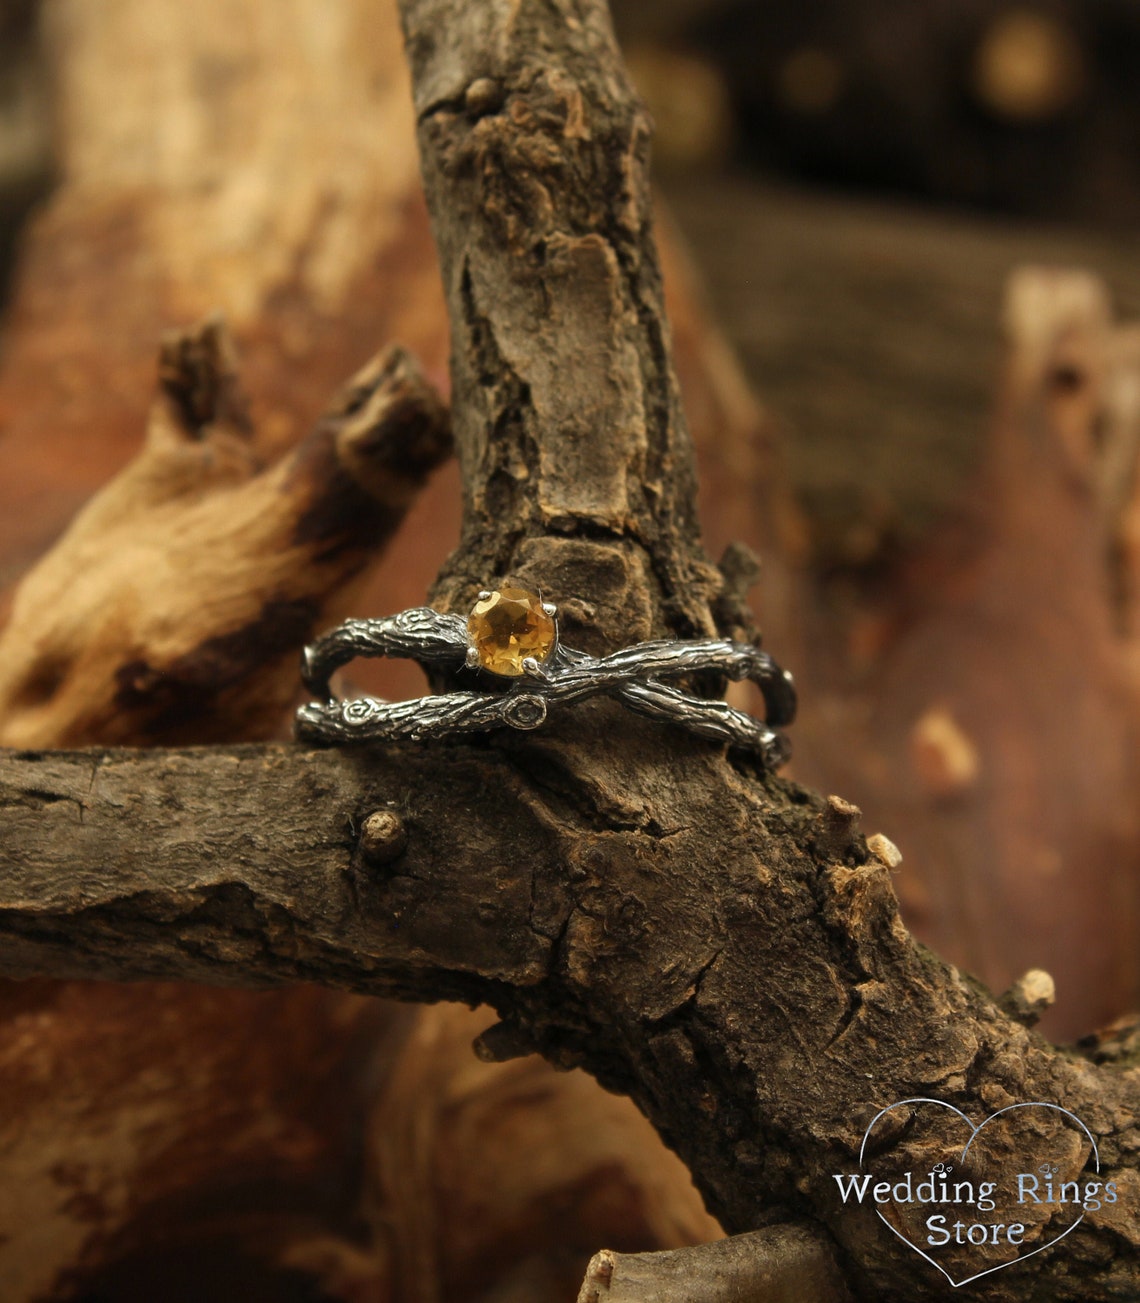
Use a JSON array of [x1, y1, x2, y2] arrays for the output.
[[669, 174, 1140, 1036], [667, 173, 1140, 566]]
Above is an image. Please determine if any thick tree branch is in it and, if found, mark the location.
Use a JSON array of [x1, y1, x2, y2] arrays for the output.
[[402, 0, 723, 646], [3, 722, 1139, 1303], [0, 745, 553, 999]]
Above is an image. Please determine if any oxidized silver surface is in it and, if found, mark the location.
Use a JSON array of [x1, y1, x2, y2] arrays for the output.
[[295, 606, 796, 767]]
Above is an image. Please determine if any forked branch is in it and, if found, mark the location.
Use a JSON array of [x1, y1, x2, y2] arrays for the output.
[[0, 2, 1137, 1300]]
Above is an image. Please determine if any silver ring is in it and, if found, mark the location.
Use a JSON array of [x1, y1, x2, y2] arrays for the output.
[[295, 585, 795, 767]]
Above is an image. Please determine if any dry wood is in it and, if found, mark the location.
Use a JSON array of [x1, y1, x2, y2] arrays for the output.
[[366, 1003, 718, 1302], [778, 264, 1140, 1038], [0, 0, 445, 592], [2, 1, 1139, 1300], [576, 1225, 851, 1303], [0, 318, 450, 747], [664, 174, 1140, 565]]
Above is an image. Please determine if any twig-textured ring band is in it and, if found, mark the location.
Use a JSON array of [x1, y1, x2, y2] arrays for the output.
[[295, 585, 796, 767]]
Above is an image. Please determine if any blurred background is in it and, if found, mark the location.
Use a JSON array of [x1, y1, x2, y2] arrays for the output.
[[1, 1, 1139, 1298]]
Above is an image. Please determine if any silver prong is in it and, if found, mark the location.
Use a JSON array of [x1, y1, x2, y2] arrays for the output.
[[541, 602, 557, 617], [478, 590, 492, 601], [521, 656, 546, 678], [300, 647, 331, 699], [465, 646, 481, 669]]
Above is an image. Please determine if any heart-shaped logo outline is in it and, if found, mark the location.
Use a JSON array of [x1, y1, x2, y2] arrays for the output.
[[859, 1097, 1100, 1288]]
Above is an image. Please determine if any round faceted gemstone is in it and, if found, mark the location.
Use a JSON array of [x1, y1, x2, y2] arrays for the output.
[[467, 586, 556, 676]]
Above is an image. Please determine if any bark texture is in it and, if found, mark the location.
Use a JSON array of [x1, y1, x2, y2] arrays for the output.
[[403, 0, 722, 641], [1, 1, 1139, 1300]]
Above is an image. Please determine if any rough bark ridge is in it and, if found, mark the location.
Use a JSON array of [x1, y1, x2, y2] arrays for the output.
[[1, 2, 1138, 1299], [408, 0, 722, 642]]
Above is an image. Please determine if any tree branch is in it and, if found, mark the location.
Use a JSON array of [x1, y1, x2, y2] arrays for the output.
[[0, 319, 450, 748], [576, 1225, 852, 1303], [0, 744, 552, 1000], [401, 0, 722, 644]]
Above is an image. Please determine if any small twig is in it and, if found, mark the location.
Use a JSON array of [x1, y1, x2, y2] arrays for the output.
[[576, 1226, 853, 1303]]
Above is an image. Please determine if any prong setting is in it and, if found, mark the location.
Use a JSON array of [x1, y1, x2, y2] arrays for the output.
[[521, 656, 548, 679]]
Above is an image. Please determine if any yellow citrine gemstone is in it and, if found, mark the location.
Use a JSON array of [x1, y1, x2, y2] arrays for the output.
[[467, 586, 556, 676]]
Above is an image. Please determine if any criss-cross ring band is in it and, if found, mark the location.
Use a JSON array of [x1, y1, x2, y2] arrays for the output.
[[295, 585, 796, 768]]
